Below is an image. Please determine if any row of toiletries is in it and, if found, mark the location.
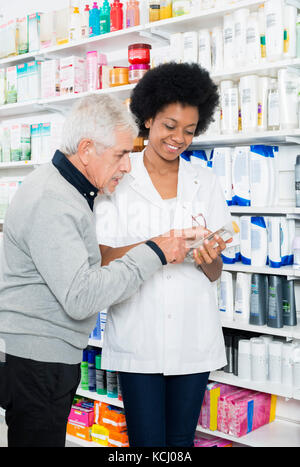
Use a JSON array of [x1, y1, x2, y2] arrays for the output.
[[0, 116, 64, 163], [203, 72, 300, 137], [80, 346, 120, 398], [222, 328, 300, 387], [169, 3, 300, 73], [181, 146, 278, 208], [90, 309, 107, 341], [218, 272, 298, 327], [67, 396, 129, 446], [198, 380, 277, 437]]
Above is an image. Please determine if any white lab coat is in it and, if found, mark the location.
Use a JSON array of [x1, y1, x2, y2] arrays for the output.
[[95, 151, 232, 375]]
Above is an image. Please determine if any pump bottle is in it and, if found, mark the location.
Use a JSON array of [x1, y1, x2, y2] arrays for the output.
[[111, 0, 124, 31]]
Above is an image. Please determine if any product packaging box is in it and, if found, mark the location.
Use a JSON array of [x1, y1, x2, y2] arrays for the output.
[[28, 13, 41, 52], [60, 56, 86, 94], [27, 60, 42, 100], [40, 11, 56, 49], [17, 17, 29, 54], [101, 405, 127, 433], [41, 60, 60, 98], [2, 127, 11, 162], [94, 401, 109, 425], [6, 66, 17, 103], [194, 433, 232, 447], [17, 63, 28, 102], [10, 124, 31, 162], [30, 123, 42, 163], [67, 421, 92, 441], [0, 69, 6, 105], [68, 405, 94, 427], [91, 424, 109, 446], [108, 431, 129, 447], [199, 382, 239, 431]]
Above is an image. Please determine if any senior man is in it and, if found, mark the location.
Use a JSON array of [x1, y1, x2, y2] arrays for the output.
[[0, 95, 191, 447]]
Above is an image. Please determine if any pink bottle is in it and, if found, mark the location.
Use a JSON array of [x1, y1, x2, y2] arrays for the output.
[[86, 51, 98, 91], [111, 0, 124, 32]]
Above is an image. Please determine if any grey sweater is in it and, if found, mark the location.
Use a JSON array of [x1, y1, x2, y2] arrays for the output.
[[0, 162, 162, 364]]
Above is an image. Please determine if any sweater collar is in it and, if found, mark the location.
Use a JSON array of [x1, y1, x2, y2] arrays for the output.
[[52, 150, 98, 211]]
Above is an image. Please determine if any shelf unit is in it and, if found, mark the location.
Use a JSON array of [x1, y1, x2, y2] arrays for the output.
[[1, 0, 300, 448]]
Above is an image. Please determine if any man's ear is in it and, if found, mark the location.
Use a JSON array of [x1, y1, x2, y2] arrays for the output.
[[77, 139, 93, 166]]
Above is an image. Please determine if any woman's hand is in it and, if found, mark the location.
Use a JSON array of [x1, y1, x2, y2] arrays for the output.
[[193, 232, 233, 282]]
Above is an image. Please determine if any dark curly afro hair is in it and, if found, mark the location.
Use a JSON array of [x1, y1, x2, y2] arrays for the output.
[[130, 62, 219, 138]]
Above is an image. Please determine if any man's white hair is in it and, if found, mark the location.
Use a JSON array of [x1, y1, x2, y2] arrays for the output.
[[60, 94, 139, 155]]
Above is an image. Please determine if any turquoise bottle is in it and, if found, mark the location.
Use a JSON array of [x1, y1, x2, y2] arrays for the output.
[[100, 0, 111, 34], [89, 2, 100, 37]]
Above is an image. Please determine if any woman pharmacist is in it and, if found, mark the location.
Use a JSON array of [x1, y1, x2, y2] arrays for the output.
[[94, 62, 233, 447]]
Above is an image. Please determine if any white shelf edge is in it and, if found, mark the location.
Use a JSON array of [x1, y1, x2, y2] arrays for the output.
[[66, 433, 103, 447], [222, 263, 300, 278], [196, 418, 300, 447], [192, 129, 300, 147], [76, 388, 124, 409], [221, 318, 300, 340]]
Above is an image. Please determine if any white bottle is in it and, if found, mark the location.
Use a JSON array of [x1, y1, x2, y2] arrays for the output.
[[266, 216, 282, 268], [265, 0, 284, 62], [220, 81, 239, 134], [250, 337, 268, 382], [223, 14, 235, 70], [211, 26, 224, 73], [278, 68, 299, 130], [69, 6, 81, 42], [249, 145, 270, 207], [240, 216, 252, 265], [246, 12, 261, 65], [170, 33, 184, 63], [234, 8, 250, 67], [268, 146, 277, 206], [260, 335, 274, 379], [258, 3, 266, 62], [218, 271, 234, 322], [183, 31, 198, 63], [283, 4, 297, 58], [231, 146, 251, 206], [280, 216, 290, 266], [268, 78, 280, 131], [288, 218, 296, 265], [234, 272, 252, 322], [80, 4, 90, 40], [268, 340, 282, 383], [257, 76, 269, 132], [251, 217, 268, 267], [212, 147, 232, 205], [198, 29, 211, 72], [239, 75, 258, 133], [238, 339, 251, 380], [282, 342, 296, 386]]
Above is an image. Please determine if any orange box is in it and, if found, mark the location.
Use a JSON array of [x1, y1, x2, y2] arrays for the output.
[[108, 431, 129, 447], [102, 406, 127, 433], [94, 401, 109, 425], [67, 421, 92, 441]]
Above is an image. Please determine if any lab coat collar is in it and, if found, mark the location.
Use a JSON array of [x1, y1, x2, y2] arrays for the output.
[[129, 149, 202, 208]]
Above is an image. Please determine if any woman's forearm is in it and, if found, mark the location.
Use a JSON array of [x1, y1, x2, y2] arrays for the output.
[[199, 255, 223, 282]]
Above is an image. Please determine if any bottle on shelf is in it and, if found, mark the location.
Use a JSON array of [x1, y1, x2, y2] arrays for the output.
[[111, 0, 124, 32], [81, 4, 90, 40], [89, 2, 101, 37], [126, 0, 140, 27], [69, 6, 81, 42], [172, 0, 191, 17], [100, 0, 111, 34], [160, 0, 172, 19], [267, 78, 280, 131], [149, 0, 160, 22], [295, 155, 300, 207]]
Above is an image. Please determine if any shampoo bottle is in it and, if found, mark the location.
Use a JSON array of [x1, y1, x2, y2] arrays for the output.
[[240, 216, 252, 265], [267, 216, 281, 268], [268, 340, 282, 383], [100, 0, 111, 34], [267, 275, 283, 328], [81, 4, 90, 40], [249, 145, 271, 207], [223, 14, 235, 70], [282, 278, 297, 326], [232, 147, 251, 206], [111, 0, 124, 32], [89, 2, 100, 37], [250, 337, 268, 382], [238, 339, 251, 379], [218, 271, 234, 322], [267, 78, 280, 131], [234, 8, 250, 67], [249, 273, 268, 325], [234, 272, 252, 322], [265, 0, 284, 62], [283, 4, 297, 58], [246, 12, 261, 65], [251, 216, 268, 267]]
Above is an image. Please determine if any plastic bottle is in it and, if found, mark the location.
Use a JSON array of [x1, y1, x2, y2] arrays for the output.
[[267, 216, 281, 268], [265, 0, 284, 62], [218, 271, 234, 322], [89, 2, 101, 37], [88, 349, 97, 391], [282, 342, 296, 386], [293, 236, 300, 270], [278, 68, 299, 130], [246, 12, 261, 65], [100, 0, 111, 34], [172, 0, 191, 17], [238, 339, 251, 379], [249, 273, 268, 325], [240, 216, 252, 265], [295, 155, 300, 207], [69, 6, 81, 42], [160, 0, 172, 19], [267, 78, 280, 131], [111, 0, 124, 31], [296, 15, 300, 58], [149, 0, 160, 22], [282, 278, 297, 326], [231, 146, 251, 206], [95, 354, 107, 395], [283, 4, 297, 58], [251, 217, 268, 267], [239, 75, 258, 133], [220, 81, 238, 135], [81, 4, 90, 40], [250, 337, 268, 382], [87, 51, 98, 91], [80, 349, 89, 390], [234, 8, 250, 67], [249, 145, 270, 207], [198, 29, 211, 72], [258, 3, 266, 61], [223, 14, 235, 70], [106, 370, 118, 398], [268, 341, 282, 383], [267, 275, 283, 328], [211, 147, 232, 205], [234, 272, 252, 323], [257, 77, 269, 132]]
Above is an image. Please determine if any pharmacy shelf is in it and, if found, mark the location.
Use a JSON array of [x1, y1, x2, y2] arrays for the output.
[[196, 418, 300, 447], [76, 388, 124, 409], [229, 206, 300, 215], [0, 161, 37, 169], [221, 318, 300, 340], [223, 263, 300, 278], [191, 129, 300, 148], [0, 85, 136, 118], [209, 370, 298, 400]]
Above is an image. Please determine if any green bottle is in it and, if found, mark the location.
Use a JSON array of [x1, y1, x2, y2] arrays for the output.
[[95, 354, 107, 395], [80, 349, 89, 391], [100, 0, 111, 34]]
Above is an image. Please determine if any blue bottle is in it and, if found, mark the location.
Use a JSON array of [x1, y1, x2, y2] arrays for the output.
[[88, 349, 97, 391], [89, 2, 100, 37]]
